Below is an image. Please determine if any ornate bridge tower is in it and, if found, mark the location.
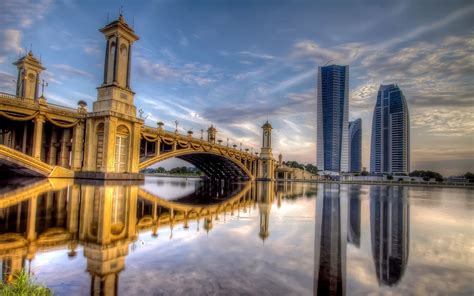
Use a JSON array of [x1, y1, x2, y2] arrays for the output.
[[257, 121, 275, 180], [13, 51, 45, 101], [80, 14, 143, 179]]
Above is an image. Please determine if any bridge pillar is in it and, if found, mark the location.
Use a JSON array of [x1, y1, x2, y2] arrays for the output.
[[47, 128, 58, 165], [32, 115, 45, 159], [71, 120, 85, 171], [59, 128, 71, 168], [257, 121, 275, 181], [77, 14, 143, 180]]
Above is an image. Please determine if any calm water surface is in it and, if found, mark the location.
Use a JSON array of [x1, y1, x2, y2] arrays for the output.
[[0, 176, 473, 295]]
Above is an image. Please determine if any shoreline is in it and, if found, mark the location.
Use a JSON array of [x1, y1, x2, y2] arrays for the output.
[[276, 179, 474, 188], [144, 173, 202, 179]]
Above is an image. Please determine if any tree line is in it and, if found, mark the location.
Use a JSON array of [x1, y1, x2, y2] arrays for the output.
[[142, 167, 202, 176]]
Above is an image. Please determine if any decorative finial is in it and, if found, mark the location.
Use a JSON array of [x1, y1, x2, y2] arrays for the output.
[[40, 80, 48, 97]]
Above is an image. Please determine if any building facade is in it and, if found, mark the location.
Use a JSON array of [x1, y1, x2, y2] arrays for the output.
[[348, 118, 362, 172], [317, 65, 349, 172], [370, 84, 410, 174]]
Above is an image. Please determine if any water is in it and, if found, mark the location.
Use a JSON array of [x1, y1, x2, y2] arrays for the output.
[[0, 176, 473, 295]]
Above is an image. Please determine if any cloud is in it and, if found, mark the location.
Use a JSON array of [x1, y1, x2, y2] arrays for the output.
[[51, 64, 94, 79], [360, 35, 474, 109], [0, 71, 15, 91], [377, 3, 474, 49], [0, 0, 53, 28], [239, 51, 275, 60], [136, 57, 218, 86], [411, 108, 474, 137], [291, 40, 367, 65], [0, 29, 23, 63]]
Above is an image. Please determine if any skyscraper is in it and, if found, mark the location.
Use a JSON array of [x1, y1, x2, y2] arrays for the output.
[[317, 65, 349, 172], [348, 118, 362, 172], [370, 84, 410, 174]]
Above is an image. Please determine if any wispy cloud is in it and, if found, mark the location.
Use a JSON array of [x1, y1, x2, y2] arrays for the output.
[[0, 29, 23, 63], [52, 64, 94, 79], [0, 0, 53, 28], [239, 51, 275, 60]]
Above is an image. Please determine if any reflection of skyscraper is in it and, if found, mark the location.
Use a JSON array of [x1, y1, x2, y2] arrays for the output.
[[317, 65, 349, 172], [370, 186, 410, 286], [347, 186, 361, 248], [313, 184, 347, 295]]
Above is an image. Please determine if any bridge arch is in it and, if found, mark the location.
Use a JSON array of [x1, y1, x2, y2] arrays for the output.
[[139, 149, 254, 180]]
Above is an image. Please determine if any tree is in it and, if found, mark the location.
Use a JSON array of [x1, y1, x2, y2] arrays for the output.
[[387, 175, 394, 180], [285, 161, 304, 170], [410, 170, 443, 181], [304, 164, 318, 175], [361, 170, 369, 176], [465, 172, 474, 182]]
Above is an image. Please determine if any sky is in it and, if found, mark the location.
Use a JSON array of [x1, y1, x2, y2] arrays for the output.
[[0, 0, 473, 176]]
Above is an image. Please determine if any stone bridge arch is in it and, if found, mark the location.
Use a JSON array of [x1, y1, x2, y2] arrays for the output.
[[139, 148, 256, 180]]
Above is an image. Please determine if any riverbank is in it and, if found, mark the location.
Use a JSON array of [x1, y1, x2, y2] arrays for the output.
[[144, 173, 202, 179], [276, 178, 474, 188]]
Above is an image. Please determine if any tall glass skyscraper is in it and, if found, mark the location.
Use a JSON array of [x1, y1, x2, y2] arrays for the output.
[[317, 65, 349, 172], [348, 118, 362, 172], [370, 84, 410, 174]]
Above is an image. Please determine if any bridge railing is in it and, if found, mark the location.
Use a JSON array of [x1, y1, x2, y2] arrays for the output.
[[141, 125, 258, 159], [0, 92, 22, 100], [0, 91, 81, 117]]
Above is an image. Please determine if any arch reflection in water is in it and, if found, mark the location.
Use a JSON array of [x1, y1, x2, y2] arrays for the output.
[[0, 179, 277, 295], [370, 186, 410, 286]]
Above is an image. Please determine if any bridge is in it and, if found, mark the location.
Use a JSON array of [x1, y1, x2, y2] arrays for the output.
[[0, 14, 277, 181]]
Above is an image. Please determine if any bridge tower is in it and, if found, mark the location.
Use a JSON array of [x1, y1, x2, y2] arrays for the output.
[[257, 121, 275, 180], [207, 125, 217, 143], [80, 14, 143, 179], [13, 51, 45, 101]]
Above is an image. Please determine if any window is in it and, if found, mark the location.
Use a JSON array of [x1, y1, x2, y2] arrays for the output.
[[96, 123, 104, 169], [115, 125, 129, 172]]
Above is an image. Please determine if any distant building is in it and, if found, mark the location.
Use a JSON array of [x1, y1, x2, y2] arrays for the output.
[[348, 119, 362, 172], [370, 84, 410, 174], [317, 65, 349, 172]]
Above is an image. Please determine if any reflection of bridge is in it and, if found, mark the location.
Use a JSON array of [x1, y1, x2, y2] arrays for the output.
[[0, 14, 276, 181], [0, 179, 280, 293]]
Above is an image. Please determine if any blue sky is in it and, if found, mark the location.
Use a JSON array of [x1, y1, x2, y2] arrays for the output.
[[0, 0, 473, 175]]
